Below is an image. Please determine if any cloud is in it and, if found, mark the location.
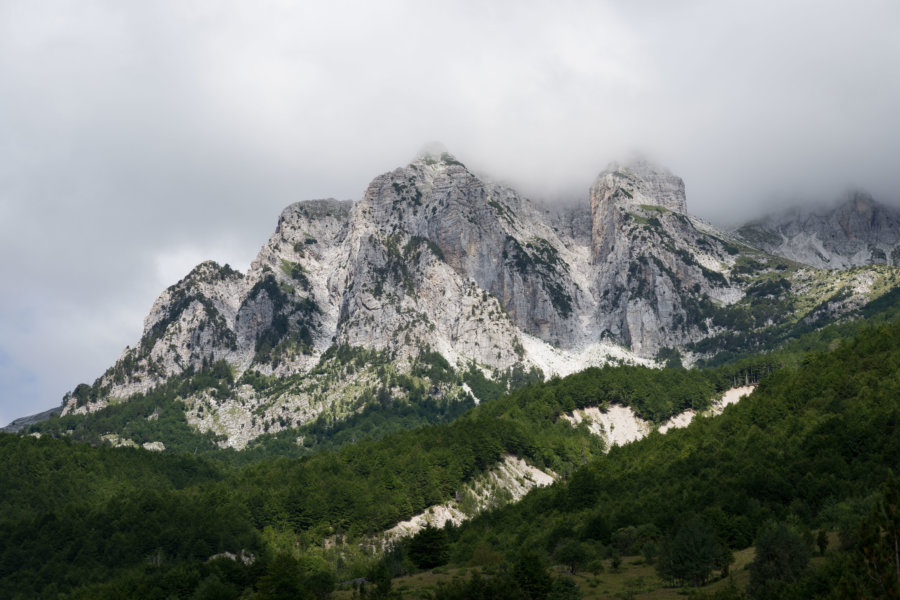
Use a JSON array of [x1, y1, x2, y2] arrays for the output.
[[1, 0, 899, 422]]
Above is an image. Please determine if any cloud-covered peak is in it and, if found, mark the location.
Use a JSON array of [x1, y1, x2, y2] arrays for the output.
[[415, 141, 450, 161]]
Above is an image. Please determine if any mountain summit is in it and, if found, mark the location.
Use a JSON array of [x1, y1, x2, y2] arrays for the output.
[[592, 159, 688, 215], [59, 152, 899, 447]]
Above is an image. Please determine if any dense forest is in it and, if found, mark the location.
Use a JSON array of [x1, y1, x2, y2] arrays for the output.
[[2, 298, 900, 597], [428, 318, 900, 598], [2, 363, 730, 598]]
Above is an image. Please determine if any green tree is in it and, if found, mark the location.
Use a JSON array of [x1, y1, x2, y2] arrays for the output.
[[816, 530, 828, 556], [407, 524, 450, 569], [368, 561, 393, 599], [656, 516, 731, 587], [555, 539, 591, 574], [513, 550, 553, 600], [836, 478, 900, 598], [257, 555, 304, 600], [610, 549, 622, 571], [549, 576, 582, 600], [192, 574, 239, 600], [747, 522, 809, 600]]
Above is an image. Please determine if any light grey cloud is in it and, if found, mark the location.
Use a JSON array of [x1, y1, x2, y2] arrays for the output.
[[2, 0, 899, 424]]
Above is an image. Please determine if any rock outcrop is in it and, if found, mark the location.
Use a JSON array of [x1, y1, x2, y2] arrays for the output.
[[586, 162, 741, 355], [1, 406, 61, 433]]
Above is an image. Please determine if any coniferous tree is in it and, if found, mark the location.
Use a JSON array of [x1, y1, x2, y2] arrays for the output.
[[656, 516, 731, 587], [747, 522, 810, 600], [407, 524, 449, 569]]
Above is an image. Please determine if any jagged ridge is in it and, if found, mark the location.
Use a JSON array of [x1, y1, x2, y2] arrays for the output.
[[58, 152, 900, 448]]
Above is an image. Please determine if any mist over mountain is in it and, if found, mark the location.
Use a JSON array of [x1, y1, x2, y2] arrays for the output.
[[4, 3, 900, 598], [733, 191, 900, 269], [3, 1, 900, 428]]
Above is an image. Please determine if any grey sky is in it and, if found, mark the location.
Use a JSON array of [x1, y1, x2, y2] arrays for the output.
[[2, 0, 899, 425]]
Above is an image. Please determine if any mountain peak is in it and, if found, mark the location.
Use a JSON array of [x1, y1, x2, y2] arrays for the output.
[[416, 141, 449, 159], [842, 189, 877, 215], [592, 159, 687, 214], [181, 260, 243, 285], [411, 142, 466, 169]]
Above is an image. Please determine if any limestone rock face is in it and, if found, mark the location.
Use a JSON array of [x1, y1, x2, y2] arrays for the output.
[[66, 201, 352, 410], [62, 153, 740, 418], [100, 260, 248, 401], [61, 150, 897, 446], [334, 153, 577, 359], [586, 162, 739, 356], [734, 191, 900, 268]]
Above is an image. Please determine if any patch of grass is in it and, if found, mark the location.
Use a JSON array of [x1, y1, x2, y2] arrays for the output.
[[349, 549, 758, 600], [628, 212, 651, 226]]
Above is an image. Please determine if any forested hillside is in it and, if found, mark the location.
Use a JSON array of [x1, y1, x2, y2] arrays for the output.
[[401, 319, 900, 599], [3, 312, 900, 598], [1, 363, 734, 599]]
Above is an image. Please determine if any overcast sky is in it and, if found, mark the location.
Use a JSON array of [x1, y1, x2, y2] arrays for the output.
[[2, 0, 899, 425]]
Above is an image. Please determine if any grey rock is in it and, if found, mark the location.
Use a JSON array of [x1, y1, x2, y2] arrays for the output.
[[734, 191, 900, 268], [61, 153, 738, 421], [2, 406, 60, 433], [54, 150, 898, 447]]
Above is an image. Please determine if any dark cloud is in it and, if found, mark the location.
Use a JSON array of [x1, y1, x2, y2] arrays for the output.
[[2, 0, 899, 424]]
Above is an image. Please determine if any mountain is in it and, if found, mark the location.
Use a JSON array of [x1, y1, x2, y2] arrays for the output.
[[0, 406, 60, 434], [733, 190, 900, 268], [55, 151, 900, 448]]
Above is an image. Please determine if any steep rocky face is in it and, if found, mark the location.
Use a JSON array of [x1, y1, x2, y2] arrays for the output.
[[337, 155, 726, 359], [58, 155, 743, 411], [241, 199, 353, 374], [585, 162, 740, 355], [734, 191, 900, 268], [64, 201, 351, 413], [89, 261, 248, 402], [59, 151, 900, 447], [334, 157, 531, 367]]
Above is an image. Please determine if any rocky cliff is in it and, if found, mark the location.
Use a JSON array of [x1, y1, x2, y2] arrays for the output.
[[59, 151, 900, 447], [734, 191, 900, 269]]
